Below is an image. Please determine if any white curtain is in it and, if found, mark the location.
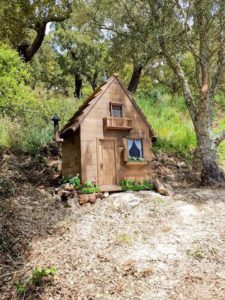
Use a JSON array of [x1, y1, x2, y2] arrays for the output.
[[134, 139, 143, 158]]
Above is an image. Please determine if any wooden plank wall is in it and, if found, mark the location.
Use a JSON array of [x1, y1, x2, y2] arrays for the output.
[[80, 79, 153, 184], [61, 129, 81, 177]]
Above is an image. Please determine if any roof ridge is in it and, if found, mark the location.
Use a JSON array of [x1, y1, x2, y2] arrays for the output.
[[60, 76, 115, 136]]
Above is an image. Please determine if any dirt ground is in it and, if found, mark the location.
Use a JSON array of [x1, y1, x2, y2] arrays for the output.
[[1, 153, 225, 299]]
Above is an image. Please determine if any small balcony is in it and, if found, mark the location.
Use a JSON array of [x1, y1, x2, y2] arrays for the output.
[[103, 117, 132, 131]]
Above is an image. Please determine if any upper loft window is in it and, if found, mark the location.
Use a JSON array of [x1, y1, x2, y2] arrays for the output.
[[111, 103, 122, 118]]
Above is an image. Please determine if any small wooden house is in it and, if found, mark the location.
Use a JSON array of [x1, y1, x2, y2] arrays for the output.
[[59, 75, 156, 191]]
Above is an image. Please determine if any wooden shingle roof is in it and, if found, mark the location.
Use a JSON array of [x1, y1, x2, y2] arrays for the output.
[[60, 75, 155, 138]]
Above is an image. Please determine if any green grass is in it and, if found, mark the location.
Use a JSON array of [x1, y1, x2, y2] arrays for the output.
[[136, 93, 196, 157]]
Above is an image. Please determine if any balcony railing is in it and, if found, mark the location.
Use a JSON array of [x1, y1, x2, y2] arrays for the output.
[[103, 117, 132, 131]]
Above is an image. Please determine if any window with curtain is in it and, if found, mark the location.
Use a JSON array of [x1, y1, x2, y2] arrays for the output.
[[111, 104, 122, 118], [128, 139, 143, 158]]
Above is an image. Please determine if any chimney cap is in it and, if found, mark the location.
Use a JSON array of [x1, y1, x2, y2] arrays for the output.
[[52, 113, 60, 122]]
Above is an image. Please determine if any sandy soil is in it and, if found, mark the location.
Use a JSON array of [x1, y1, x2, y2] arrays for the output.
[[1, 186, 225, 300]]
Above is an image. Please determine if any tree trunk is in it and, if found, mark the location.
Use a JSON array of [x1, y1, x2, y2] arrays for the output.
[[18, 22, 47, 62], [128, 64, 143, 93], [90, 71, 98, 91], [74, 71, 82, 98], [196, 125, 224, 185]]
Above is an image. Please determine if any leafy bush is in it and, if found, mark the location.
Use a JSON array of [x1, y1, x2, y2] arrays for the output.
[[0, 43, 38, 120], [0, 44, 79, 155]]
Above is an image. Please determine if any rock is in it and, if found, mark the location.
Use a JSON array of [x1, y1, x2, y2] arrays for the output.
[[96, 198, 101, 202], [153, 178, 170, 196], [89, 194, 96, 203], [177, 162, 187, 169], [104, 192, 109, 198], [79, 194, 89, 205], [95, 192, 104, 199], [164, 184, 174, 197], [64, 183, 75, 191], [112, 193, 140, 209]]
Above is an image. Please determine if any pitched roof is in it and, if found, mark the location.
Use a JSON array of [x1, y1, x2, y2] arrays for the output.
[[60, 75, 155, 138]]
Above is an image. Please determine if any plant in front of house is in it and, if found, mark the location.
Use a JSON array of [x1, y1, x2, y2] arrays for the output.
[[59, 174, 81, 189], [81, 178, 100, 194], [119, 177, 153, 191]]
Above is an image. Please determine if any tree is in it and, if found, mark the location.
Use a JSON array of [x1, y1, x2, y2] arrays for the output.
[[53, 23, 110, 98], [0, 44, 38, 120], [75, 0, 159, 94], [0, 1, 72, 62], [149, 0, 225, 185], [88, 0, 225, 185]]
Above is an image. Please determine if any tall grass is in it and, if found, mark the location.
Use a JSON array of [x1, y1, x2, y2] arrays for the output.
[[0, 97, 80, 155], [136, 91, 196, 157]]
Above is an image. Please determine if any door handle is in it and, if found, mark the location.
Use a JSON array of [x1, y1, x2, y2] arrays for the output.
[[100, 163, 103, 169]]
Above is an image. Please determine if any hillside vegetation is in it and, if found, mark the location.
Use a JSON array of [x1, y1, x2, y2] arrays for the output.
[[1, 43, 225, 161]]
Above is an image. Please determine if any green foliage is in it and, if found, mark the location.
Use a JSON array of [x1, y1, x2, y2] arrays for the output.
[[15, 266, 57, 296], [81, 178, 100, 193], [81, 187, 100, 194], [119, 178, 154, 191], [0, 44, 38, 120], [32, 266, 57, 284], [136, 94, 196, 156], [60, 175, 81, 189], [83, 180, 94, 188]]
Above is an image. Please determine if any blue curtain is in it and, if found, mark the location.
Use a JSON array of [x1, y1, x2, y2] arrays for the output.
[[128, 139, 143, 158]]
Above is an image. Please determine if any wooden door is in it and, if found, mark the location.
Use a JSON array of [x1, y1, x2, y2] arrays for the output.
[[98, 139, 116, 186]]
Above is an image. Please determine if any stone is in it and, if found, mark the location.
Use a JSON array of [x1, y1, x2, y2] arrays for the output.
[[95, 192, 104, 199], [64, 183, 75, 191], [89, 194, 96, 203], [153, 178, 170, 196], [177, 162, 187, 169], [79, 194, 89, 205], [104, 192, 109, 198]]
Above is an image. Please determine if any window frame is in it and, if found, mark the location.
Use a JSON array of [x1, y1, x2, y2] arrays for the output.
[[110, 102, 123, 118]]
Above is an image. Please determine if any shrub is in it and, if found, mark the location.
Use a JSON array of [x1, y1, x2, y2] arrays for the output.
[[15, 266, 57, 296]]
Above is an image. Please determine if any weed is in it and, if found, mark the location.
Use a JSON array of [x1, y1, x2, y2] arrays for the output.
[[15, 266, 57, 296], [116, 233, 134, 245], [187, 248, 205, 260]]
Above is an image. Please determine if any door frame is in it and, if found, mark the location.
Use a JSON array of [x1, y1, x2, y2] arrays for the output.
[[96, 137, 118, 186]]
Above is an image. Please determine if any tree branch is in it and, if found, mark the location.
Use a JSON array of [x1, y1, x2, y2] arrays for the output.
[[214, 130, 225, 145]]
